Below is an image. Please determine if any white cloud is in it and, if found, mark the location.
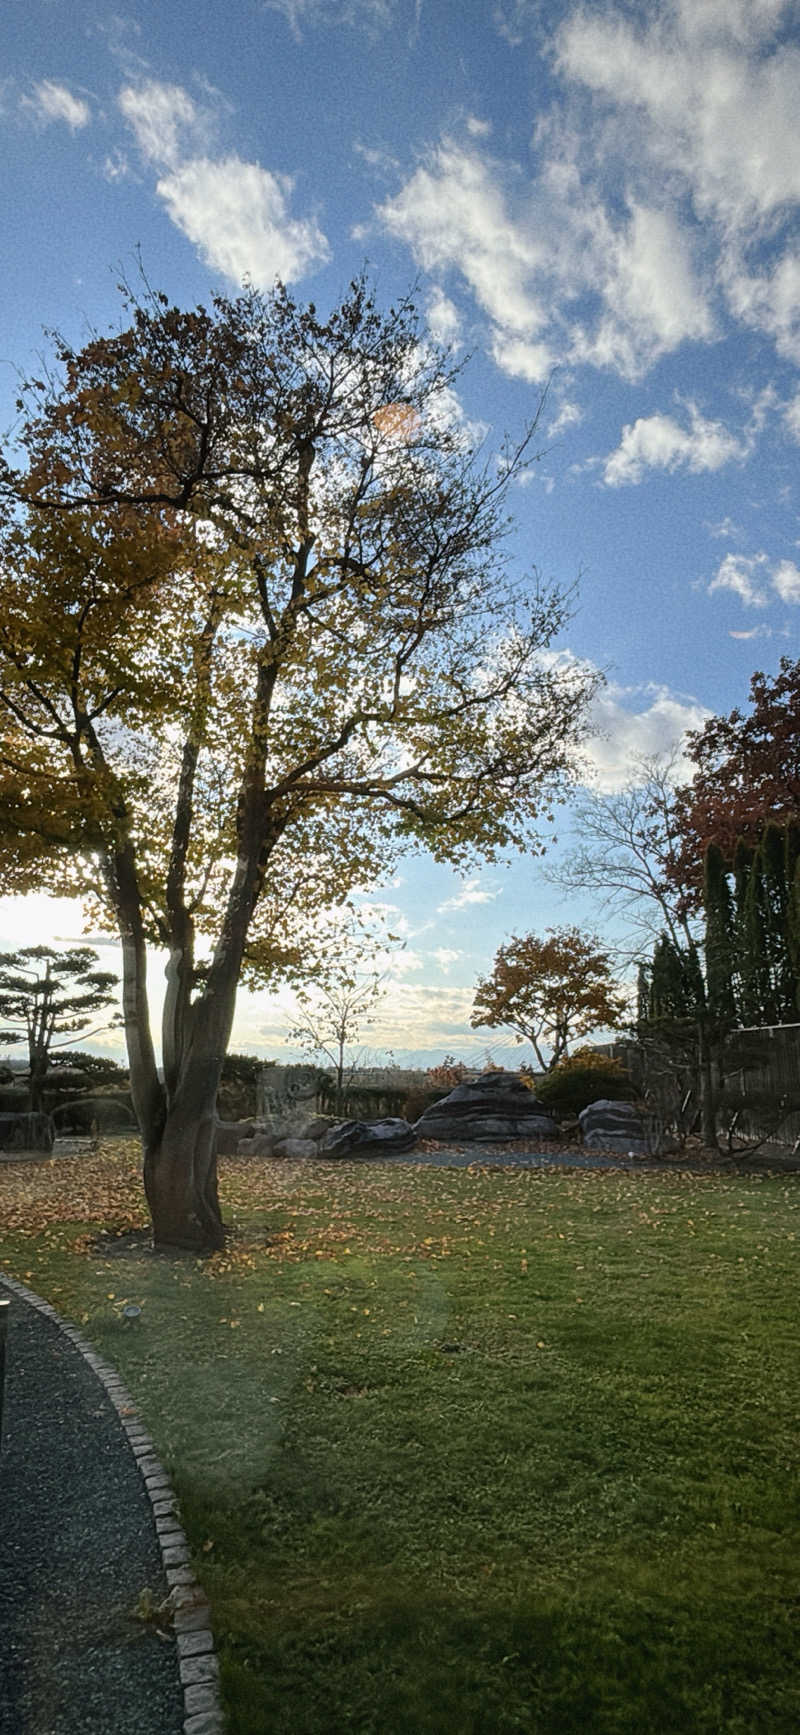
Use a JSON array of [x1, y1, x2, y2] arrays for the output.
[[772, 560, 800, 603], [119, 81, 202, 170], [364, 980, 481, 1048], [491, 333, 554, 385], [708, 552, 769, 607], [723, 247, 800, 362], [707, 515, 746, 540], [556, 1, 800, 355], [426, 287, 462, 346], [119, 80, 329, 288], [379, 140, 549, 346], [566, 201, 714, 377], [707, 549, 800, 607], [432, 947, 462, 971], [378, 134, 710, 386], [602, 403, 748, 486], [784, 391, 800, 441], [377, 4, 800, 383], [102, 150, 130, 183], [157, 157, 330, 286], [437, 876, 500, 914], [547, 399, 583, 439], [582, 682, 711, 791], [383, 947, 424, 976], [556, 2, 800, 227], [24, 80, 91, 131]]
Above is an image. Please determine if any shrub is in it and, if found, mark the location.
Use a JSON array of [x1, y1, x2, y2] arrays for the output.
[[403, 1085, 450, 1124], [536, 1047, 636, 1118], [426, 1055, 468, 1089], [218, 1052, 263, 1119]]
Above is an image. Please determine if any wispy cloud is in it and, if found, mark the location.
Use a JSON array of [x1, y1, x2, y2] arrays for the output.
[[265, 0, 398, 42], [437, 876, 501, 914], [119, 80, 203, 170], [556, 0, 800, 358], [23, 80, 91, 131], [708, 551, 770, 607], [707, 550, 800, 609]]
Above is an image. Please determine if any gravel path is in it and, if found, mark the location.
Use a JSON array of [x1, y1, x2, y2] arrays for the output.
[[0, 1287, 186, 1735], [392, 1141, 659, 1171]]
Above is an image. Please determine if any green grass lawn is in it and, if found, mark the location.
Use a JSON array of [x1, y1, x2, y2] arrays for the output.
[[2, 1146, 799, 1733]]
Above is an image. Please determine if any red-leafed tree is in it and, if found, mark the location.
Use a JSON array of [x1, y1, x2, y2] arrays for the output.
[[670, 658, 800, 910]]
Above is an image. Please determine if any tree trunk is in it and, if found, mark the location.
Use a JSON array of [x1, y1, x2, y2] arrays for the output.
[[697, 1018, 719, 1151], [28, 1049, 48, 1114], [143, 1061, 225, 1251]]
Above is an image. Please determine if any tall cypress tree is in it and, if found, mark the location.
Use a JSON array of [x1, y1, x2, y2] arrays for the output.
[[734, 840, 766, 1024], [636, 961, 651, 1027], [648, 933, 704, 1019], [703, 842, 737, 1022], [760, 821, 794, 1020], [781, 823, 800, 1016]]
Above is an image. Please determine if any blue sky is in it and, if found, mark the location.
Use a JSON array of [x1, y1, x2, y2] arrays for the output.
[[1, 0, 798, 1067]]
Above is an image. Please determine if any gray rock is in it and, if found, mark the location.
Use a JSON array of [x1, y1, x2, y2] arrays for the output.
[[317, 1117, 417, 1159], [578, 1098, 666, 1157], [214, 1119, 256, 1155], [271, 1137, 318, 1159], [300, 1114, 337, 1141], [257, 1063, 323, 1138], [414, 1071, 558, 1142], [236, 1131, 277, 1158]]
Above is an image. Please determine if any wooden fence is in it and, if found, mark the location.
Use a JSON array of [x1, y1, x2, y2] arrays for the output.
[[720, 1023, 800, 1148], [603, 1026, 800, 1150]]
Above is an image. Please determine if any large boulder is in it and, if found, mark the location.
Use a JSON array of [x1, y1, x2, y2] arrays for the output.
[[317, 1117, 417, 1159], [414, 1071, 558, 1142], [578, 1098, 668, 1157]]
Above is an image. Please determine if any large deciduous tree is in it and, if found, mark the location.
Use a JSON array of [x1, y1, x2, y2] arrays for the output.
[[471, 925, 626, 1070], [0, 277, 598, 1249]]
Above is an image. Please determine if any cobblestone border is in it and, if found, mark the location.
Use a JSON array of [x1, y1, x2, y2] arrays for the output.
[[0, 1274, 223, 1735]]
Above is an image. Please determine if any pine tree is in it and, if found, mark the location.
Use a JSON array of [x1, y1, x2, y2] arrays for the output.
[[0, 947, 121, 1111]]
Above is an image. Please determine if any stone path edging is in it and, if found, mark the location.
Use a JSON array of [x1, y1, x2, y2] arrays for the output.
[[0, 1274, 223, 1735]]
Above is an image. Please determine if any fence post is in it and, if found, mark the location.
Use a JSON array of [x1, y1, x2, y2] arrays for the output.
[[0, 1296, 9, 1445]]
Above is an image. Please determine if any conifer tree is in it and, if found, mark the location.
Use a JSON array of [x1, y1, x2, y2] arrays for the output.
[[0, 946, 120, 1111], [703, 843, 737, 1022], [760, 821, 797, 1019]]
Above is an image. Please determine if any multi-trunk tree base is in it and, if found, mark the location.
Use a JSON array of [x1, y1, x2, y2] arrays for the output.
[[143, 1116, 226, 1252]]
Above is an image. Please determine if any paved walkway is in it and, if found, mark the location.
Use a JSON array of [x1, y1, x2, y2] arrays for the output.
[[0, 1280, 221, 1735]]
